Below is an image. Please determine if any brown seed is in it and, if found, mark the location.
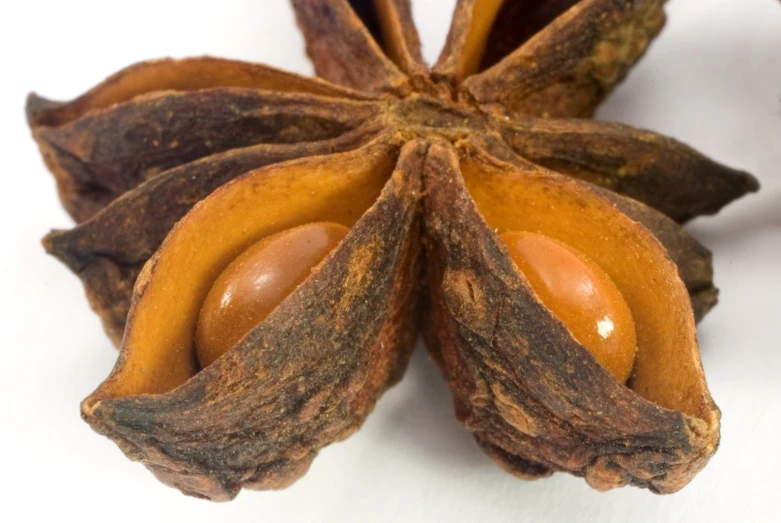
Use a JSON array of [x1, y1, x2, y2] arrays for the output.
[[196, 222, 349, 368], [500, 231, 637, 383]]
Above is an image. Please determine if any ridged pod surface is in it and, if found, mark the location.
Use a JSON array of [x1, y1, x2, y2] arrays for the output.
[[29, 0, 758, 500]]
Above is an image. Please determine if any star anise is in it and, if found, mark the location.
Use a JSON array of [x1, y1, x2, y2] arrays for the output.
[[28, 0, 758, 500]]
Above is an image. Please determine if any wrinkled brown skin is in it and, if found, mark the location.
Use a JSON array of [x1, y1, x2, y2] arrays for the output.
[[293, 0, 410, 95], [460, 0, 667, 118], [28, 0, 756, 499], [83, 140, 425, 500], [479, 0, 585, 71], [421, 140, 718, 492], [499, 118, 759, 222], [44, 124, 385, 345], [30, 88, 379, 223]]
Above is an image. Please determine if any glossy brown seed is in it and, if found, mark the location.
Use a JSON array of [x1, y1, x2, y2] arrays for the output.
[[500, 231, 637, 383], [196, 222, 349, 368]]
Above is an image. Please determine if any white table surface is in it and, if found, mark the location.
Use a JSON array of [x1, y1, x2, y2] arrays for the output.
[[1, 1, 779, 521]]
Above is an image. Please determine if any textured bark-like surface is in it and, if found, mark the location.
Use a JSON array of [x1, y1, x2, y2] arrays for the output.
[[25, 57, 371, 129], [421, 140, 719, 493], [479, 0, 583, 71], [292, 0, 409, 94], [44, 126, 383, 344], [499, 117, 759, 222], [31, 88, 379, 223], [82, 140, 425, 500], [462, 0, 667, 118], [30, 0, 756, 499]]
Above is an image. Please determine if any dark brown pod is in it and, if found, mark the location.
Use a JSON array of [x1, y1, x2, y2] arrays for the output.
[[81, 137, 423, 500], [293, 0, 410, 94], [356, 0, 427, 77], [499, 118, 759, 222], [27, 58, 375, 223], [451, 0, 666, 117], [422, 139, 718, 493], [43, 125, 384, 344], [30, 0, 758, 500]]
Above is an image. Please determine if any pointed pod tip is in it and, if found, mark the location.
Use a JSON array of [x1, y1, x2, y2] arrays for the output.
[[80, 394, 107, 428], [42, 228, 91, 273], [720, 163, 760, 195], [743, 171, 761, 193], [41, 228, 71, 256], [40, 229, 59, 254], [80, 391, 126, 432], [81, 397, 101, 417], [26, 92, 61, 126]]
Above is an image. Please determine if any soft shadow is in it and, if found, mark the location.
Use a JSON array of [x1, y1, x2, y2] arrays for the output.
[[373, 341, 495, 471], [685, 191, 781, 248]]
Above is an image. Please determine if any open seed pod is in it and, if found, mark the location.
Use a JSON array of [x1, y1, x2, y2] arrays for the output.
[[79, 137, 423, 499], [423, 138, 719, 493], [29, 0, 757, 500]]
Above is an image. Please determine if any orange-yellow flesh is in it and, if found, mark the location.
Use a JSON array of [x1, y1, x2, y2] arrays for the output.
[[500, 231, 637, 383], [98, 142, 398, 399], [462, 156, 710, 419], [196, 222, 349, 368], [41, 58, 353, 126], [457, 0, 505, 81]]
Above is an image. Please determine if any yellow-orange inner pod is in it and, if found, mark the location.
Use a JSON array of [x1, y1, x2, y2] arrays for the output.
[[196, 222, 349, 368], [35, 57, 356, 127], [461, 150, 711, 420], [500, 231, 637, 383], [92, 140, 398, 399]]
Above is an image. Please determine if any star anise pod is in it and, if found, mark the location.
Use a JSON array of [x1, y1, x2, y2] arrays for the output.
[[28, 0, 758, 500]]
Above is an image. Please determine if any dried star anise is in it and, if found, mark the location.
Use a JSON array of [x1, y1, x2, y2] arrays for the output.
[[28, 0, 758, 500]]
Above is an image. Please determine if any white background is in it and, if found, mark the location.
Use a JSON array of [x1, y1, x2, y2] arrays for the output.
[[1, 1, 780, 521]]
